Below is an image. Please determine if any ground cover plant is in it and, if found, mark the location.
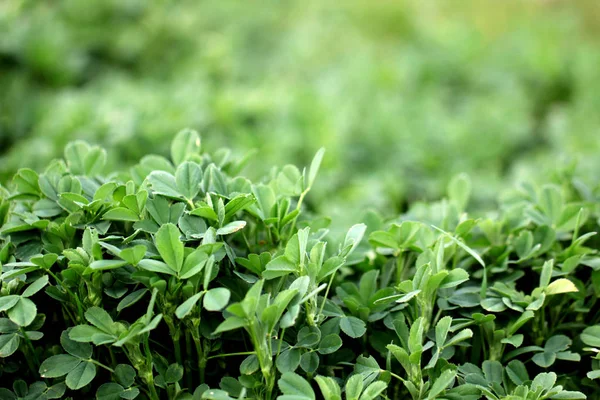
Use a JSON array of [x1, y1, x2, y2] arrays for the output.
[[2, 0, 600, 226], [0, 130, 599, 399]]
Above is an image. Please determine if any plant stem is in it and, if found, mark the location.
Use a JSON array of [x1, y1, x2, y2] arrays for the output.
[[108, 347, 117, 367], [143, 335, 160, 400], [289, 189, 308, 236], [276, 328, 286, 359], [206, 351, 256, 360], [396, 252, 404, 285], [192, 334, 206, 383], [185, 330, 193, 390], [20, 329, 40, 369], [317, 273, 336, 322], [47, 269, 85, 321]]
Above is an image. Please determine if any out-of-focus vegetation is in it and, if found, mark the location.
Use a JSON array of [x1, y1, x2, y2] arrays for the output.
[[1, 0, 600, 225]]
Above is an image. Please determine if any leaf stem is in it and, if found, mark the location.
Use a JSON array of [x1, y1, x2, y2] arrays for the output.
[[206, 351, 256, 360], [288, 189, 308, 237], [20, 329, 40, 369], [89, 358, 115, 373], [185, 330, 193, 390], [143, 335, 160, 400]]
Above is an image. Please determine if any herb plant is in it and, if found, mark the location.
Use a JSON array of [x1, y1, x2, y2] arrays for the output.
[[0, 130, 597, 399]]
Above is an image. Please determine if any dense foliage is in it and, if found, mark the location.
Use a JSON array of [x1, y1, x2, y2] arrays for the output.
[[2, 1, 600, 225], [0, 131, 599, 399]]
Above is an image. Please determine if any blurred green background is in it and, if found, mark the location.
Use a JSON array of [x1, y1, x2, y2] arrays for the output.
[[1, 0, 600, 224]]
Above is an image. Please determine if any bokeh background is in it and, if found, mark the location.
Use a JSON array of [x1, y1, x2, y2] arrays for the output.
[[1, 0, 600, 226]]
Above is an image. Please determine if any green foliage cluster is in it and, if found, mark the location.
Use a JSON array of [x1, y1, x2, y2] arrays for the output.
[[1, 131, 599, 399], [2, 1, 600, 223]]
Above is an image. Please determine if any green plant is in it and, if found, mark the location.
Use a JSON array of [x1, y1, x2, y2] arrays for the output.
[[0, 130, 597, 399]]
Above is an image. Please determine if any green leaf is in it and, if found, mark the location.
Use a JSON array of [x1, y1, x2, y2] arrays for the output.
[[119, 245, 146, 265], [342, 223, 367, 257], [532, 352, 556, 368], [39, 354, 81, 378], [550, 392, 586, 399], [544, 335, 571, 353], [66, 360, 96, 390], [318, 334, 343, 354], [69, 325, 107, 343], [103, 207, 140, 222], [0, 333, 19, 357], [297, 326, 321, 348], [581, 325, 600, 347], [165, 363, 184, 383], [0, 318, 18, 334], [176, 161, 202, 200], [203, 255, 215, 291], [505, 360, 529, 385], [216, 220, 246, 236], [171, 129, 201, 165], [408, 317, 425, 354], [307, 148, 325, 189], [276, 348, 301, 373], [539, 260, 553, 288], [263, 256, 297, 280], [539, 185, 563, 224], [278, 372, 315, 400], [96, 383, 125, 400], [225, 194, 255, 220], [359, 381, 387, 400], [482, 360, 503, 385], [117, 289, 148, 312], [444, 329, 473, 348], [0, 296, 20, 312], [155, 223, 184, 273], [13, 168, 40, 195], [64, 141, 89, 175], [190, 204, 218, 221], [300, 351, 319, 374], [84, 147, 107, 175], [507, 310, 534, 336], [531, 372, 556, 391], [545, 278, 578, 295], [147, 171, 181, 199], [433, 226, 485, 268], [89, 260, 128, 271], [114, 364, 136, 387], [138, 259, 176, 276], [240, 355, 259, 375], [180, 250, 208, 280], [33, 199, 62, 217], [84, 307, 115, 334], [277, 165, 303, 196], [315, 376, 341, 400], [439, 268, 469, 289], [427, 369, 456, 399], [176, 292, 204, 319], [203, 288, 231, 312], [214, 316, 247, 334], [588, 370, 600, 380], [345, 375, 364, 400], [252, 184, 276, 220], [448, 173, 471, 211], [8, 298, 37, 327], [436, 316, 452, 346], [340, 316, 366, 338], [501, 335, 524, 348], [61, 330, 92, 359]]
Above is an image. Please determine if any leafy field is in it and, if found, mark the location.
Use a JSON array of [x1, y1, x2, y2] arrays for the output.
[[2, 1, 600, 399], [0, 131, 599, 399]]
